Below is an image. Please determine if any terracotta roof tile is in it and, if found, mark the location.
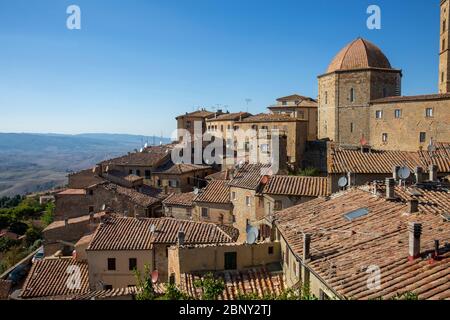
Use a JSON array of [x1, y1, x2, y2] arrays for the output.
[[100, 183, 162, 207], [236, 113, 302, 123], [263, 176, 330, 197], [229, 163, 272, 190], [205, 170, 231, 181], [162, 192, 196, 207], [102, 145, 173, 167], [206, 112, 252, 122], [195, 180, 231, 204], [326, 38, 394, 74], [176, 110, 217, 119], [180, 268, 285, 300], [371, 93, 450, 104], [20, 258, 89, 299], [275, 188, 450, 300], [87, 217, 239, 251], [329, 144, 450, 174], [154, 161, 211, 175]]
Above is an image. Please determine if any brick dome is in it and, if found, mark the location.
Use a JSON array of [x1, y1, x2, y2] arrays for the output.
[[326, 38, 392, 73]]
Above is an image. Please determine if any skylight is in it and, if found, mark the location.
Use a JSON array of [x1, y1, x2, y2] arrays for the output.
[[344, 208, 370, 221]]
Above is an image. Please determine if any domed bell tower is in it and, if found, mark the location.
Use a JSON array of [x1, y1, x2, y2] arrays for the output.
[[440, 0, 450, 93]]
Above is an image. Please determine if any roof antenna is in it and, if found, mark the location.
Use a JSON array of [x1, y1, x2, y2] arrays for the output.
[[245, 98, 252, 112]]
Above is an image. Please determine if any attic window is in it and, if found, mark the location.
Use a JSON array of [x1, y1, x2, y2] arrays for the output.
[[344, 208, 369, 221]]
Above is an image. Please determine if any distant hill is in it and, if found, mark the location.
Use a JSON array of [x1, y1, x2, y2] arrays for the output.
[[0, 133, 171, 197]]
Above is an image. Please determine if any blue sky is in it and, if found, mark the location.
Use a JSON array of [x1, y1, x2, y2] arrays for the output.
[[0, 0, 441, 136]]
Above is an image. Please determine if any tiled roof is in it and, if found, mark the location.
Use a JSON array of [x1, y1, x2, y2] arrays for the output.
[[162, 192, 196, 207], [176, 109, 216, 119], [100, 183, 162, 207], [102, 146, 172, 167], [328, 144, 450, 174], [71, 286, 145, 300], [44, 212, 105, 232], [275, 188, 450, 300], [205, 170, 231, 181], [87, 217, 239, 251], [371, 93, 450, 104], [58, 189, 86, 195], [20, 258, 90, 299], [154, 161, 211, 175], [194, 180, 231, 204], [326, 38, 394, 74], [229, 163, 272, 190], [276, 94, 317, 103], [236, 113, 302, 123], [179, 268, 285, 300], [263, 176, 330, 197], [206, 112, 252, 122], [0, 280, 12, 300]]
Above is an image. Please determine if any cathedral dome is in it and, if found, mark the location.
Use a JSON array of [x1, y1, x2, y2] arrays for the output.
[[326, 38, 393, 73]]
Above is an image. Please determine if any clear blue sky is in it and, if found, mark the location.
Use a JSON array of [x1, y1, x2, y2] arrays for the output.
[[0, 0, 441, 136]]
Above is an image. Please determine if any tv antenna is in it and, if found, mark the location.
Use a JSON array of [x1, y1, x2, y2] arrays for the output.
[[245, 98, 252, 112]]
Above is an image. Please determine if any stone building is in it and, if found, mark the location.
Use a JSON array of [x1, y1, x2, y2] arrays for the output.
[[86, 217, 239, 286], [318, 37, 402, 146], [176, 109, 222, 142], [162, 192, 195, 220], [193, 180, 234, 226], [268, 94, 318, 141], [206, 112, 252, 142], [274, 183, 450, 300], [318, 5, 450, 151], [234, 113, 306, 169], [440, 0, 450, 93]]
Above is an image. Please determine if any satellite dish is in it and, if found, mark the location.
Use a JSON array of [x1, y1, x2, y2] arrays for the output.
[[151, 270, 159, 284], [193, 188, 199, 195], [144, 143, 148, 148], [246, 225, 259, 245], [398, 167, 411, 180], [149, 224, 156, 233], [140, 148, 144, 153], [247, 231, 257, 244], [101, 204, 106, 211], [338, 176, 348, 188]]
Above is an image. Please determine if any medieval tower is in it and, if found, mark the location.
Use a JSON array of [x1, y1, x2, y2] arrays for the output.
[[439, 0, 450, 93]]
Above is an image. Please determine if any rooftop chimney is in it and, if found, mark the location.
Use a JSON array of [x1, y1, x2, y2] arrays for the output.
[[347, 172, 354, 187], [392, 166, 400, 180], [64, 218, 69, 227], [414, 167, 424, 184], [429, 165, 438, 182], [434, 240, 440, 258], [178, 231, 185, 246], [407, 199, 419, 214], [303, 233, 311, 262], [385, 178, 396, 200], [408, 222, 422, 260]]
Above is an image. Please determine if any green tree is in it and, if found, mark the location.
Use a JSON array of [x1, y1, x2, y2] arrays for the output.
[[25, 227, 42, 247], [133, 264, 156, 300], [160, 283, 190, 300], [41, 202, 55, 227], [194, 273, 225, 300]]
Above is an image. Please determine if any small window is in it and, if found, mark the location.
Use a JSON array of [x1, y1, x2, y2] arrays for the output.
[[350, 88, 355, 102], [145, 170, 151, 178], [201, 207, 209, 218], [232, 215, 236, 223], [394, 109, 402, 118], [425, 108, 433, 118], [324, 91, 328, 104], [285, 250, 290, 265], [89, 206, 94, 213], [89, 189, 94, 196], [245, 196, 251, 207], [129, 258, 137, 271], [382, 133, 388, 143], [274, 200, 282, 211], [231, 192, 236, 201], [350, 123, 354, 133], [129, 169, 133, 175], [282, 101, 287, 106], [107, 258, 116, 271], [104, 285, 113, 290], [419, 132, 426, 143], [375, 110, 383, 119], [268, 246, 274, 255], [382, 87, 387, 98], [169, 180, 178, 188], [136, 170, 141, 177]]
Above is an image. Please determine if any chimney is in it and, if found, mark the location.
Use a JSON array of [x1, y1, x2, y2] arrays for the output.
[[434, 240, 440, 258], [178, 231, 185, 246], [393, 166, 400, 180], [407, 199, 419, 214], [408, 222, 422, 260], [347, 172, 354, 187], [303, 233, 311, 262], [414, 167, 424, 184], [385, 178, 396, 200], [429, 165, 438, 182], [64, 218, 69, 227]]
